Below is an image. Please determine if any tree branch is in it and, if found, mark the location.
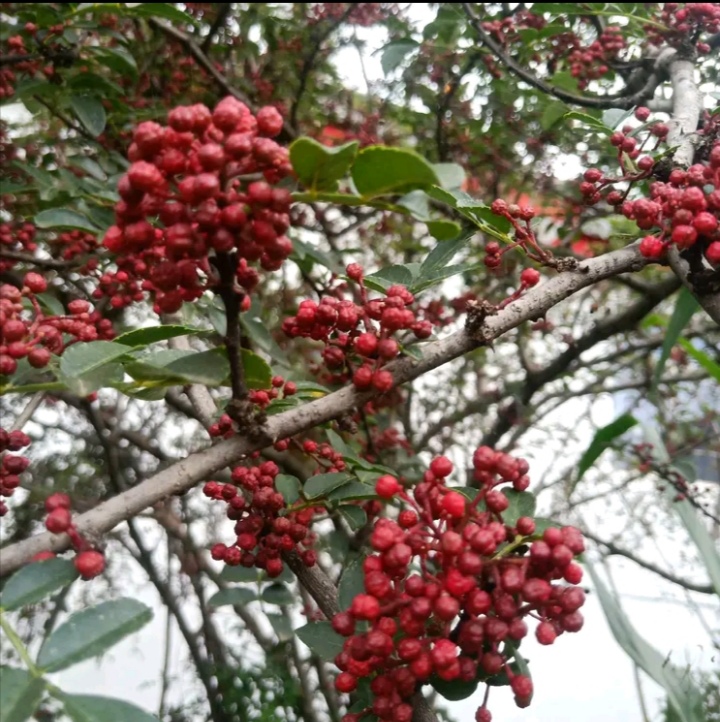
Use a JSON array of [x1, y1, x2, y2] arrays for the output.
[[200, 2, 232, 54], [665, 52, 720, 325], [0, 244, 654, 576], [461, 3, 665, 110], [582, 528, 714, 594]]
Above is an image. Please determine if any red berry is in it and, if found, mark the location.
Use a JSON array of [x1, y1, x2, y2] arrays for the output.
[[45, 493, 71, 512], [441, 491, 466, 518], [375, 475, 402, 499], [23, 272, 47, 293], [372, 369, 393, 393], [707, 242, 720, 265], [430, 456, 453, 478], [45, 507, 71, 534], [335, 672, 358, 693], [536, 621, 558, 645], [74, 550, 105, 580]]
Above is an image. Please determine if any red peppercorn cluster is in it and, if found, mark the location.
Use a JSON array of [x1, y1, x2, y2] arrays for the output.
[[330, 449, 585, 721], [0, 428, 31, 517], [647, 3, 720, 52], [582, 121, 719, 263], [308, 3, 394, 26], [100, 96, 292, 314], [283, 265, 432, 394], [50, 229, 100, 265], [42, 492, 106, 579], [205, 459, 319, 577], [0, 277, 115, 377], [207, 376, 297, 440], [0, 222, 37, 272]]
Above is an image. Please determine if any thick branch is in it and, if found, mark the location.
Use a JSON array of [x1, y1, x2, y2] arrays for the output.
[[0, 244, 653, 576], [200, 2, 232, 53], [666, 53, 720, 325], [481, 274, 681, 448]]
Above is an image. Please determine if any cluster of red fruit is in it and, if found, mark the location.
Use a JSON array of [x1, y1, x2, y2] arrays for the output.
[[205, 459, 318, 577], [487, 200, 548, 282], [283, 266, 432, 394], [483, 12, 625, 89], [0, 428, 30, 517], [38, 493, 106, 578], [648, 3, 720, 52], [330, 449, 585, 722], [580, 108, 719, 263], [0, 275, 115, 377], [308, 3, 394, 26], [0, 221, 37, 272], [51, 229, 100, 266], [101, 96, 292, 314]]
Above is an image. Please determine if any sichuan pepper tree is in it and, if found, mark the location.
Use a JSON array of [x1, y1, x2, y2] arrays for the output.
[[0, 4, 719, 722]]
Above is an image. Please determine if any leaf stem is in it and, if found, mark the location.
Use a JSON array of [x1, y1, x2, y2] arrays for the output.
[[0, 613, 42, 676]]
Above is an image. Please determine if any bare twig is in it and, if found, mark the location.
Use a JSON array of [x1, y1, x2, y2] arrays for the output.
[[583, 528, 714, 594]]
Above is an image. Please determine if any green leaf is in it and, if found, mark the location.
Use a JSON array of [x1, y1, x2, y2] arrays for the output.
[[219, 566, 261, 583], [668, 494, 720, 597], [0, 667, 45, 722], [126, 348, 229, 387], [426, 220, 462, 241], [92, 46, 137, 79], [410, 263, 479, 294], [113, 325, 205, 348], [1, 558, 78, 611], [34, 208, 98, 233], [129, 3, 197, 26], [295, 621, 345, 661], [338, 556, 365, 611], [541, 100, 569, 130], [602, 107, 634, 130], [327, 482, 377, 502], [653, 288, 700, 391], [303, 472, 354, 499], [432, 163, 466, 190], [380, 40, 419, 75], [289, 138, 359, 192], [59, 341, 133, 379], [419, 233, 471, 278], [573, 413, 638, 490], [339, 505, 368, 531], [364, 264, 416, 292], [275, 474, 302, 504], [563, 110, 612, 135], [426, 187, 512, 235], [431, 676, 479, 701], [585, 561, 705, 722], [239, 348, 272, 390], [69, 96, 106, 137], [58, 693, 159, 722], [261, 583, 295, 606], [325, 428, 354, 459], [266, 613, 293, 641], [37, 598, 153, 672], [208, 588, 258, 607], [501, 490, 537, 526], [677, 338, 720, 382], [351, 146, 439, 198], [240, 298, 290, 365]]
